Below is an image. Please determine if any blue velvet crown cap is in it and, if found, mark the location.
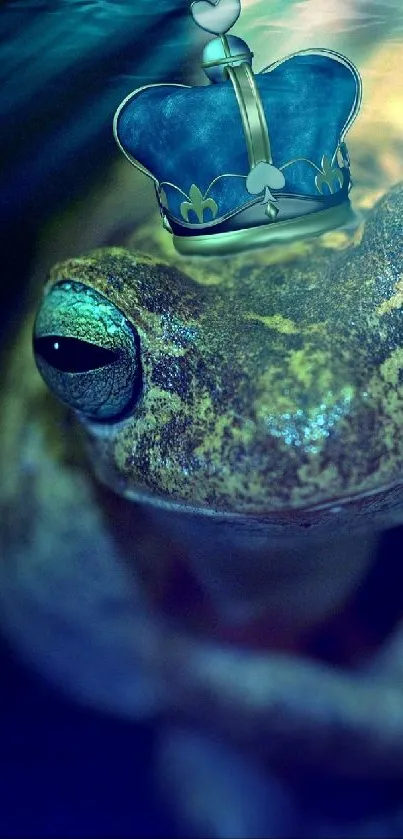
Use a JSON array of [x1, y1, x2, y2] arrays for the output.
[[114, 22, 362, 255]]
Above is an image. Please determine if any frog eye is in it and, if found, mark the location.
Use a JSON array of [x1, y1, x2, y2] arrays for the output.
[[33, 281, 142, 421]]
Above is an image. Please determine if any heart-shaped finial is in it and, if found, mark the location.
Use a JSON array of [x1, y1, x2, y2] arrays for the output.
[[190, 0, 241, 35]]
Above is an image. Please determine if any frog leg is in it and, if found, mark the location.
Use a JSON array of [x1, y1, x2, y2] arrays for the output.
[[155, 724, 403, 839], [157, 632, 403, 778], [155, 725, 301, 838]]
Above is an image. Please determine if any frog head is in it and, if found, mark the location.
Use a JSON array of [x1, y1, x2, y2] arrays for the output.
[[33, 184, 403, 522], [31, 184, 403, 628]]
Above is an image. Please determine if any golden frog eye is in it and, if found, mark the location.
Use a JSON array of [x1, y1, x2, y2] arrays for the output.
[[33, 281, 142, 421]]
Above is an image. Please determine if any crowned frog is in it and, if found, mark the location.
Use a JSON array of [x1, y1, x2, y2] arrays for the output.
[[2, 184, 403, 836]]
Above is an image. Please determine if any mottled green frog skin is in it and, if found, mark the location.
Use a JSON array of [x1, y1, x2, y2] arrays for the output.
[[45, 183, 403, 519]]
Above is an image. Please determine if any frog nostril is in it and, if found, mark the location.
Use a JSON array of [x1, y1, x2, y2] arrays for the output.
[[33, 281, 142, 422]]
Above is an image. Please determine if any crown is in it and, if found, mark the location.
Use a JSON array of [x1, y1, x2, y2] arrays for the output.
[[113, 0, 362, 256]]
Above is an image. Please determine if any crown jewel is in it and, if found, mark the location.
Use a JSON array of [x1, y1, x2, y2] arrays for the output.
[[114, 0, 362, 256]]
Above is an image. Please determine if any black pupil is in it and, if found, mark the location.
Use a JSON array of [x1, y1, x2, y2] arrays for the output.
[[33, 336, 120, 373]]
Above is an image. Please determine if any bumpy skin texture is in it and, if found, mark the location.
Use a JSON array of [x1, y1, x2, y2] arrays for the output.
[[45, 183, 403, 525], [2, 185, 403, 837]]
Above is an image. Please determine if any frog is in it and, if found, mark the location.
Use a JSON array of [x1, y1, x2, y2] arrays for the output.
[[2, 181, 403, 837]]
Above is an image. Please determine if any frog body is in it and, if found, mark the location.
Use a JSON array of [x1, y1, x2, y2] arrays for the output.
[[2, 183, 403, 836]]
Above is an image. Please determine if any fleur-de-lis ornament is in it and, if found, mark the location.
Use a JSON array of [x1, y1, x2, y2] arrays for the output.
[[180, 184, 218, 223], [315, 155, 345, 195]]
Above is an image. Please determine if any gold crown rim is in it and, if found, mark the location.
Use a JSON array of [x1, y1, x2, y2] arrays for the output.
[[173, 201, 354, 256]]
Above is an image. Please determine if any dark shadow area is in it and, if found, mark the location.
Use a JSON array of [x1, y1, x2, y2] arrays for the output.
[[0, 634, 178, 838]]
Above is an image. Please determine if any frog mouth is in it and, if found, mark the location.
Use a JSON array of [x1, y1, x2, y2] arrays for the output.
[[101, 468, 403, 534]]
